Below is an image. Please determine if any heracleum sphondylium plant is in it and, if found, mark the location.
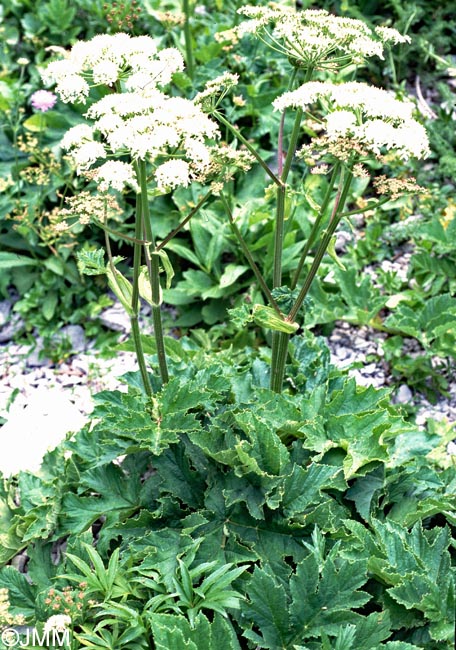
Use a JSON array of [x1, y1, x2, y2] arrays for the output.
[[41, 33, 252, 394], [41, 9, 429, 396], [212, 4, 429, 392]]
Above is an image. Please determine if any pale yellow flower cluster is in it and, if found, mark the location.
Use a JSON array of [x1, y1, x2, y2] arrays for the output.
[[218, 4, 410, 68], [0, 588, 25, 629], [274, 81, 430, 161], [204, 143, 255, 193], [373, 175, 426, 199], [60, 191, 122, 226]]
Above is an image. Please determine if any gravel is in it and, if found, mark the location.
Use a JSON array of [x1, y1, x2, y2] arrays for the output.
[[0, 290, 454, 475], [326, 320, 456, 425]]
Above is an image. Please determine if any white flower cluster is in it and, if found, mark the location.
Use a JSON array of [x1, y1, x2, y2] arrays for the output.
[[194, 72, 239, 110], [43, 34, 222, 193], [43, 615, 72, 633], [218, 5, 410, 68], [274, 81, 430, 161], [42, 33, 184, 103]]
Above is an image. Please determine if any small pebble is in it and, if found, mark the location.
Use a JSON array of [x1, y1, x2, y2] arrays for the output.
[[395, 384, 413, 404]]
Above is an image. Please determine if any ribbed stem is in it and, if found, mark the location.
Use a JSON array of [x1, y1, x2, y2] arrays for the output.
[[131, 192, 153, 397], [281, 107, 303, 182], [183, 0, 194, 79], [270, 331, 290, 393], [288, 168, 354, 323], [137, 160, 169, 385], [291, 162, 341, 290], [220, 193, 281, 315], [272, 185, 286, 290]]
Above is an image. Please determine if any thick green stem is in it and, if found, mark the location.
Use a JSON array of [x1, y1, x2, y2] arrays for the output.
[[291, 161, 341, 290], [214, 111, 282, 187], [183, 0, 194, 80], [137, 160, 169, 385], [130, 316, 153, 397], [270, 80, 307, 392], [270, 185, 287, 389], [273, 185, 286, 290], [104, 193, 153, 397], [220, 193, 281, 315], [280, 107, 303, 182], [131, 193, 153, 397], [287, 168, 354, 323], [270, 331, 290, 393]]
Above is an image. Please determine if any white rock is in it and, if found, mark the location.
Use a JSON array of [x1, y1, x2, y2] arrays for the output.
[[0, 387, 87, 477], [447, 441, 456, 455]]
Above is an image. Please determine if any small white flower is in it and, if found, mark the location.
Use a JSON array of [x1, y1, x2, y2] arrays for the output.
[[155, 47, 185, 82], [194, 72, 239, 106], [125, 35, 158, 60], [55, 75, 90, 103], [325, 110, 357, 137], [155, 159, 190, 191], [375, 26, 411, 45], [43, 615, 71, 634], [61, 124, 95, 149], [71, 141, 107, 172], [230, 4, 410, 68], [92, 60, 120, 85], [41, 59, 81, 84], [274, 80, 429, 162], [184, 139, 212, 169], [93, 161, 138, 192]]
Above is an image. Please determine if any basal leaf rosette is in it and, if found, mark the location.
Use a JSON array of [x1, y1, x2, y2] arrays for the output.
[[217, 4, 410, 69], [274, 81, 430, 173]]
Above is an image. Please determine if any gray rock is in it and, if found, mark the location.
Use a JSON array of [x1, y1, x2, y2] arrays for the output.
[[334, 347, 350, 361], [99, 304, 131, 332], [72, 357, 90, 374], [335, 231, 352, 253], [0, 300, 12, 327], [0, 313, 25, 343], [26, 338, 51, 368], [395, 384, 413, 404], [363, 363, 377, 375], [53, 324, 86, 353]]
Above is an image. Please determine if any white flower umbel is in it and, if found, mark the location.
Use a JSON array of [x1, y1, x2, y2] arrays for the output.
[[43, 34, 224, 193], [92, 161, 139, 192], [218, 5, 410, 69], [274, 81, 430, 161], [42, 33, 184, 104], [71, 141, 107, 173], [194, 72, 240, 111], [83, 91, 219, 184], [60, 124, 95, 149], [43, 615, 72, 634], [155, 159, 191, 191]]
